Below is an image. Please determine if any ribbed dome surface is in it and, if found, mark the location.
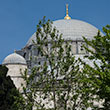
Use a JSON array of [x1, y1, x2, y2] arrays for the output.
[[2, 53, 27, 65], [53, 19, 99, 40], [26, 19, 102, 46]]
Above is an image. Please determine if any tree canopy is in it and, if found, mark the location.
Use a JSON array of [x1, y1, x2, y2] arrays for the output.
[[82, 25, 110, 109], [16, 17, 95, 110]]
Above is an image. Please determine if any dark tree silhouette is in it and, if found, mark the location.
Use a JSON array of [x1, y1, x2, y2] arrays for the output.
[[0, 65, 19, 110]]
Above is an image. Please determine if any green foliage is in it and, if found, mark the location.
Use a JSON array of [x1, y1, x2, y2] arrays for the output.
[[18, 17, 94, 110], [82, 25, 110, 109], [0, 65, 20, 110]]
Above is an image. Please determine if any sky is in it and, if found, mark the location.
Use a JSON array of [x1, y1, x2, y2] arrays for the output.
[[0, 0, 110, 64]]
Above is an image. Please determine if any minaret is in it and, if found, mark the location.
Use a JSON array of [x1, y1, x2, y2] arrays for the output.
[[64, 4, 71, 20]]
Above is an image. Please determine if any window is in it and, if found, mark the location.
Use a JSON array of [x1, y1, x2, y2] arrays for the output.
[[78, 42, 86, 54], [71, 42, 76, 54]]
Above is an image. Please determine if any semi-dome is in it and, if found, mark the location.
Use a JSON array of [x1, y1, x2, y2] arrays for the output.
[[26, 19, 102, 46], [2, 53, 27, 65]]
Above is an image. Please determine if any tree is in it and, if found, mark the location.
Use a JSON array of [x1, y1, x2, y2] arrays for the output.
[[81, 25, 110, 109], [0, 65, 20, 110], [17, 17, 95, 110]]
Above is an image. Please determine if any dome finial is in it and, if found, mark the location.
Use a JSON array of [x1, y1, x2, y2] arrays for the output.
[[14, 49, 16, 53], [64, 4, 71, 20]]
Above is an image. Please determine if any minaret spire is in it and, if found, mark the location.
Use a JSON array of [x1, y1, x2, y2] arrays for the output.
[[64, 4, 71, 20]]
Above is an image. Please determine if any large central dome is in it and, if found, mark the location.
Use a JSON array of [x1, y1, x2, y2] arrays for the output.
[[53, 19, 99, 40], [26, 19, 100, 46]]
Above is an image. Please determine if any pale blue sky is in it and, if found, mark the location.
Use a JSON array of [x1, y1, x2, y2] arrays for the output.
[[0, 0, 110, 63]]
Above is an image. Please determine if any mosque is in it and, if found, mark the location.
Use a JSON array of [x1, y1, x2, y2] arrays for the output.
[[2, 4, 103, 97]]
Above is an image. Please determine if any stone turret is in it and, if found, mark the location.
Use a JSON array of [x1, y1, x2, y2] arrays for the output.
[[2, 52, 27, 91]]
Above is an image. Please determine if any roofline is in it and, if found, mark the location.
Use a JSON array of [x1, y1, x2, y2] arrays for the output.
[[2, 63, 27, 66]]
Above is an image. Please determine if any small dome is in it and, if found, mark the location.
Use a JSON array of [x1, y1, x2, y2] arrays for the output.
[[2, 53, 27, 65], [26, 19, 103, 46]]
